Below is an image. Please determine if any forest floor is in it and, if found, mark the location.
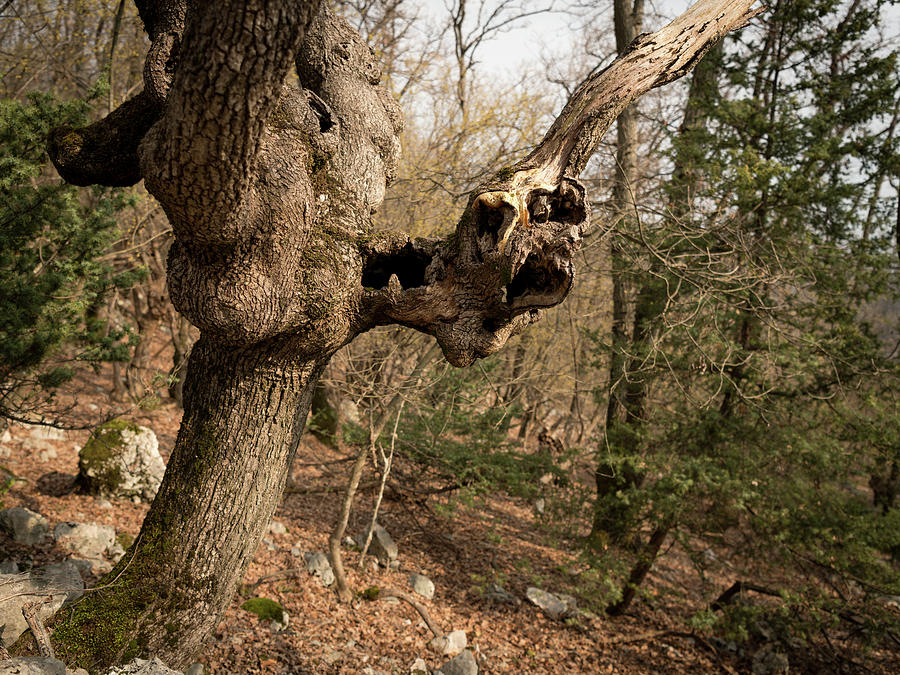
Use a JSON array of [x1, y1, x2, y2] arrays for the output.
[[1, 365, 898, 674]]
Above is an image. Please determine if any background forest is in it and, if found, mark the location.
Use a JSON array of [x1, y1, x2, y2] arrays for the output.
[[1, 0, 899, 673]]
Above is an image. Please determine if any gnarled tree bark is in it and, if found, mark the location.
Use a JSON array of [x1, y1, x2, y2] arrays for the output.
[[35, 0, 760, 670]]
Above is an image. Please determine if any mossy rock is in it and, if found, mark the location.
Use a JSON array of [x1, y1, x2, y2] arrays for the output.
[[76, 419, 165, 502], [241, 597, 286, 623]]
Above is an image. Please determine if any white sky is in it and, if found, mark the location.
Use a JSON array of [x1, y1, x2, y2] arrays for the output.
[[413, 0, 900, 83]]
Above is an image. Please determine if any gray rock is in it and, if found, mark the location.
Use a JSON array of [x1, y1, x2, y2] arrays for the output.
[[22, 439, 54, 453], [71, 668, 90, 675], [290, 546, 302, 558], [410, 658, 429, 674], [268, 520, 287, 535], [438, 650, 478, 675], [525, 587, 573, 619], [0, 657, 66, 674], [534, 498, 545, 515], [304, 551, 335, 587], [0, 507, 49, 545], [355, 523, 398, 565], [108, 540, 126, 562], [483, 583, 519, 606], [409, 573, 435, 600], [429, 629, 467, 656], [0, 561, 83, 647], [97, 499, 114, 510], [105, 658, 183, 674], [53, 522, 115, 559], [272, 610, 290, 631], [184, 665, 204, 675], [77, 421, 165, 502], [25, 425, 66, 441], [556, 592, 578, 614], [69, 557, 113, 577], [0, 560, 19, 574], [0, 428, 11, 443]]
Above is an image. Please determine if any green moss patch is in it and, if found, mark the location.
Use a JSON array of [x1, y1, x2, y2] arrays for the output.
[[359, 586, 381, 601], [241, 597, 286, 623], [77, 418, 141, 495]]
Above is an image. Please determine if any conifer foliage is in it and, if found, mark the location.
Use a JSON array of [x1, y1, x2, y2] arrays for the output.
[[0, 92, 134, 422]]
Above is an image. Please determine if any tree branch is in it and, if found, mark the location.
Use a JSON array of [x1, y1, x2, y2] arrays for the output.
[[47, 91, 160, 187], [359, 0, 761, 367], [524, 0, 763, 182]]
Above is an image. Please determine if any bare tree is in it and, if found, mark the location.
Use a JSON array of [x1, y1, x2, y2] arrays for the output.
[[39, 0, 760, 669]]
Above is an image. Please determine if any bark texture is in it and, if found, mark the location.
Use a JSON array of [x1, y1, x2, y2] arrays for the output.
[[52, 339, 322, 669], [38, 0, 760, 669]]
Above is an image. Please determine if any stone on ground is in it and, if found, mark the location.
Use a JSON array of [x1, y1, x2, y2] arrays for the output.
[[0, 561, 83, 647], [76, 419, 165, 502], [0, 657, 66, 675], [53, 522, 116, 559], [304, 551, 335, 587], [0, 506, 49, 545], [105, 658, 183, 674], [409, 573, 435, 600], [438, 650, 478, 675], [355, 523, 398, 565], [24, 425, 66, 441], [525, 586, 576, 619], [429, 629, 467, 656]]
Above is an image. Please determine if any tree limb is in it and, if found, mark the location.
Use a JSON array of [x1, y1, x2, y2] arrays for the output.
[[524, 0, 763, 182], [47, 91, 161, 187]]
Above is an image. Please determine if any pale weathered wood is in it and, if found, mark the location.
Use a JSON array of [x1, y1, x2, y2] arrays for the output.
[[526, 0, 762, 182]]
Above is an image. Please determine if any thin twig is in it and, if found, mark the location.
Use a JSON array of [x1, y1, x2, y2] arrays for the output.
[[359, 401, 403, 565]]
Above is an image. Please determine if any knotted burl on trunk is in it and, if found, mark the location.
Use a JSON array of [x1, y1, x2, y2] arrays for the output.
[[47, 0, 760, 371]]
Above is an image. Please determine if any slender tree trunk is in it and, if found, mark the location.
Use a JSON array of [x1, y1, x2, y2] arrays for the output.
[[50, 336, 324, 671], [606, 522, 670, 616], [593, 0, 645, 546]]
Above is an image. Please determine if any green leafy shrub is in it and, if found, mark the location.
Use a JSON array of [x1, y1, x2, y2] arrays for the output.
[[0, 91, 136, 421]]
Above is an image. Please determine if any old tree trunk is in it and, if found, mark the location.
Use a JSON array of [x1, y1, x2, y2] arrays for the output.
[[36, 0, 760, 670]]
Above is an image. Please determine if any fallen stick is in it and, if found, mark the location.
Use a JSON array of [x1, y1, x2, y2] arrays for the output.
[[22, 596, 54, 659], [381, 587, 443, 639]]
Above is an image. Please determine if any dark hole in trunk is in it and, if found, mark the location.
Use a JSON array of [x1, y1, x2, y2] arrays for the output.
[[362, 242, 431, 290], [506, 254, 567, 306], [476, 202, 509, 244], [307, 92, 334, 133], [482, 317, 504, 332]]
